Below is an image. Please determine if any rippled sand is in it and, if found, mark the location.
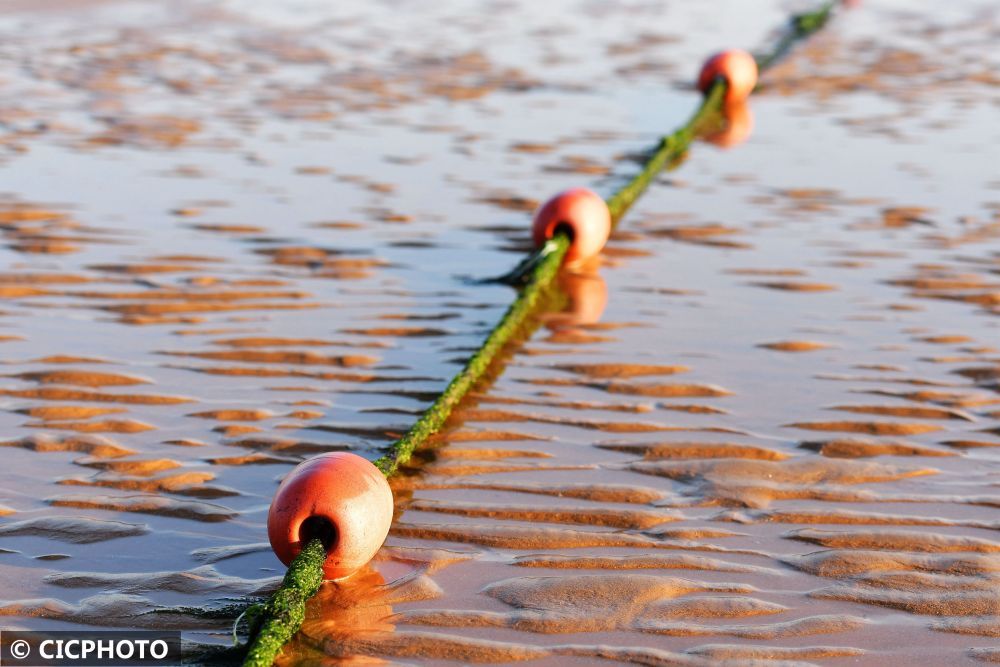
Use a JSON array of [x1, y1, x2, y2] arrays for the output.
[[0, 0, 997, 665]]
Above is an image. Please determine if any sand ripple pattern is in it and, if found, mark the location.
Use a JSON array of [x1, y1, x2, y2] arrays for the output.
[[0, 0, 997, 665]]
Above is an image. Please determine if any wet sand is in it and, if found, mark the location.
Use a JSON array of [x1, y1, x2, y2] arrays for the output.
[[0, 0, 997, 665]]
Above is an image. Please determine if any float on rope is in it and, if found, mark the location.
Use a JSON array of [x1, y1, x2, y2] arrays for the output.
[[531, 187, 612, 265], [697, 48, 759, 104], [267, 453, 393, 581]]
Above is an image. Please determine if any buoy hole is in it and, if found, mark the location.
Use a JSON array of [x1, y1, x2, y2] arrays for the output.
[[554, 221, 576, 241], [300, 515, 338, 552]]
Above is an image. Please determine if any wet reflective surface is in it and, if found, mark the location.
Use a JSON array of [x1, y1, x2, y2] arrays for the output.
[[0, 0, 997, 664]]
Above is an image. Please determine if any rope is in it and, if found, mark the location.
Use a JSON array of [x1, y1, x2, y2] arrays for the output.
[[240, 539, 325, 666], [236, 3, 840, 664], [755, 0, 836, 71]]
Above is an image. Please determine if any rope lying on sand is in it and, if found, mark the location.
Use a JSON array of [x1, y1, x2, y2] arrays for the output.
[[237, 2, 839, 665]]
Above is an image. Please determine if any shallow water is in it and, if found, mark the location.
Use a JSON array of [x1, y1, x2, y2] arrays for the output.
[[0, 0, 997, 665]]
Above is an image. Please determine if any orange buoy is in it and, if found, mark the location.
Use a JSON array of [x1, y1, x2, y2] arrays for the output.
[[697, 49, 758, 104], [531, 188, 611, 264], [705, 99, 754, 149], [267, 452, 393, 580]]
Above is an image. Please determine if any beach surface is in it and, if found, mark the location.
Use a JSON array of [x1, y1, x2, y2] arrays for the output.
[[0, 0, 997, 664]]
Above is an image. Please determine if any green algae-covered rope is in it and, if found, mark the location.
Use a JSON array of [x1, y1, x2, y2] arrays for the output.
[[605, 81, 725, 224], [241, 539, 325, 667], [372, 233, 571, 478], [238, 3, 841, 665], [756, 0, 836, 71]]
